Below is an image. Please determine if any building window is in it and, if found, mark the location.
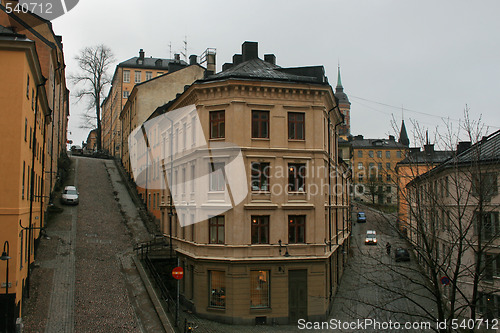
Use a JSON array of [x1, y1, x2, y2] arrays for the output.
[[123, 70, 130, 83], [157, 72, 164, 77], [32, 89, 35, 110], [386, 151, 391, 158], [250, 270, 270, 308], [209, 162, 225, 191], [386, 186, 391, 192], [251, 216, 269, 244], [387, 197, 392, 203], [397, 151, 402, 158], [358, 151, 363, 158], [146, 71, 152, 81], [472, 173, 498, 200], [251, 162, 270, 191], [369, 151, 374, 158], [357, 162, 363, 170], [378, 162, 382, 170], [288, 112, 305, 140], [477, 292, 500, 319], [191, 165, 195, 193], [134, 71, 141, 83], [386, 163, 391, 169], [288, 163, 306, 192], [483, 253, 500, 280], [377, 151, 382, 158], [191, 117, 197, 146], [252, 110, 269, 138], [358, 174, 363, 182], [210, 111, 225, 139], [24, 118, 28, 141], [477, 212, 499, 240], [123, 90, 130, 99], [209, 271, 225, 308], [387, 174, 391, 181], [289, 215, 305, 243], [209, 216, 225, 244], [26, 75, 30, 98]]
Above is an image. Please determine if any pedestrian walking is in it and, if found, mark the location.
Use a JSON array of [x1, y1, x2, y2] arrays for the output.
[[386, 242, 391, 255]]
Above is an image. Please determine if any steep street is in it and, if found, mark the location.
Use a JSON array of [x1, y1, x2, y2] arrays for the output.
[[23, 156, 165, 333]]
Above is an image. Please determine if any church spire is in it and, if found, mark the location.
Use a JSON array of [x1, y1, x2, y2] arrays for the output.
[[399, 120, 410, 146], [336, 65, 343, 90]]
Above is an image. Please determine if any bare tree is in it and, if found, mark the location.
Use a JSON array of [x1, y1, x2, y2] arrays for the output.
[[71, 44, 115, 150], [336, 109, 499, 333]]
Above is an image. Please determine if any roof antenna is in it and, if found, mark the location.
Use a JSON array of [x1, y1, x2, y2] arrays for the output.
[[168, 41, 172, 59], [426, 130, 429, 145]]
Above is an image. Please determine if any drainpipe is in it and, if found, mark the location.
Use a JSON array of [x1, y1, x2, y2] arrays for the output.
[[27, 77, 47, 297]]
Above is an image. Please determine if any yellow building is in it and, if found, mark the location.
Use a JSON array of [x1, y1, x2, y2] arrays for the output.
[[131, 42, 351, 324], [351, 131, 408, 205], [0, 26, 51, 330], [395, 143, 454, 234], [102, 50, 209, 158]]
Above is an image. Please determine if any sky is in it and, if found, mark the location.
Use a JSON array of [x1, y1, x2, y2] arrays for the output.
[[51, 0, 500, 148]]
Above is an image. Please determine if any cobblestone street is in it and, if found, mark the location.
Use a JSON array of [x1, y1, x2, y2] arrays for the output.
[[23, 156, 164, 333]]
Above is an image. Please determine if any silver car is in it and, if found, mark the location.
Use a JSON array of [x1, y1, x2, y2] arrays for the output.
[[61, 186, 79, 205]]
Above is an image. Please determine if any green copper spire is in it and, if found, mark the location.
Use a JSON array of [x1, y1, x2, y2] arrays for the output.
[[337, 65, 343, 88]]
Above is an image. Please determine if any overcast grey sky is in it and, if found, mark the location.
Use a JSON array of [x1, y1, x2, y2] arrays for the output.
[[52, 0, 500, 147]]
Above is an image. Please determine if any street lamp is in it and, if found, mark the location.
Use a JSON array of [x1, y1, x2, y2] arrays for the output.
[[1, 241, 11, 333]]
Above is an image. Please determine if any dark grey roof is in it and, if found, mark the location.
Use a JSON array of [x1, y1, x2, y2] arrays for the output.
[[453, 130, 500, 164], [398, 149, 454, 165], [202, 58, 328, 85], [409, 129, 500, 184], [350, 137, 406, 149], [335, 87, 350, 105], [0, 25, 31, 41], [118, 56, 187, 70]]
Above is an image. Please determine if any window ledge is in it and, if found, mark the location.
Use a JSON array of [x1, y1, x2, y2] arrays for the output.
[[250, 307, 272, 313], [207, 306, 226, 312], [251, 138, 270, 141], [288, 139, 305, 142]]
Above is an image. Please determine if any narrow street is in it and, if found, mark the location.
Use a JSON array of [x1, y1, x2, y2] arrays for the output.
[[23, 156, 166, 333], [329, 204, 436, 332]]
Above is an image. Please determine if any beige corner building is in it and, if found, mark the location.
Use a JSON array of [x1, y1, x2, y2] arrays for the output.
[[132, 42, 352, 325]]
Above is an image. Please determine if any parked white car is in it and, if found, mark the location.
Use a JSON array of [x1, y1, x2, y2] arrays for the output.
[[61, 186, 79, 205]]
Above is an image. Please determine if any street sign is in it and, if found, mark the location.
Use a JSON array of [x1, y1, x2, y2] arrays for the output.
[[172, 266, 184, 280], [440, 276, 450, 286]]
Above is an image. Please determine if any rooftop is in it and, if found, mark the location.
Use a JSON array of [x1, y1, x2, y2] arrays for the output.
[[201, 41, 329, 85]]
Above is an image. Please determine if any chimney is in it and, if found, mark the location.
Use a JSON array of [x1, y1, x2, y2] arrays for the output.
[[388, 135, 395, 141], [457, 141, 471, 155], [423, 144, 435, 154], [410, 147, 421, 154], [139, 49, 145, 60], [264, 54, 276, 65], [222, 63, 233, 71], [189, 54, 198, 65], [242, 41, 258, 62], [232, 54, 243, 66], [206, 52, 216, 74], [174, 53, 181, 62], [354, 135, 364, 140]]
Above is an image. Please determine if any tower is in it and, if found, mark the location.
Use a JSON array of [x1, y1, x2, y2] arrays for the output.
[[399, 120, 410, 146], [335, 65, 351, 139]]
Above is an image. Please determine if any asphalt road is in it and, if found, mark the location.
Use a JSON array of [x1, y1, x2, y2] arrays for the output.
[[329, 203, 437, 333]]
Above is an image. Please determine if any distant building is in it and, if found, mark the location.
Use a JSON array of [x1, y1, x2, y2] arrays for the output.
[[351, 130, 408, 204], [85, 129, 98, 152], [102, 49, 211, 157], [131, 41, 351, 325], [120, 64, 206, 222], [396, 141, 454, 234], [335, 66, 350, 140]]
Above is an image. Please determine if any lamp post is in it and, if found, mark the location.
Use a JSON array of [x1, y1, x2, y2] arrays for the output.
[[1, 241, 11, 333]]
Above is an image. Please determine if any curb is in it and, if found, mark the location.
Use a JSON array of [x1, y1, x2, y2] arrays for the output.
[[133, 256, 176, 333]]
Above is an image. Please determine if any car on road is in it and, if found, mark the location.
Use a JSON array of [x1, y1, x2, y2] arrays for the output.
[[357, 212, 366, 223], [365, 230, 377, 245], [395, 248, 410, 262], [61, 186, 79, 205]]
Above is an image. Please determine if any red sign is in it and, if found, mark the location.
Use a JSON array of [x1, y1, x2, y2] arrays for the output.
[[172, 266, 184, 280]]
